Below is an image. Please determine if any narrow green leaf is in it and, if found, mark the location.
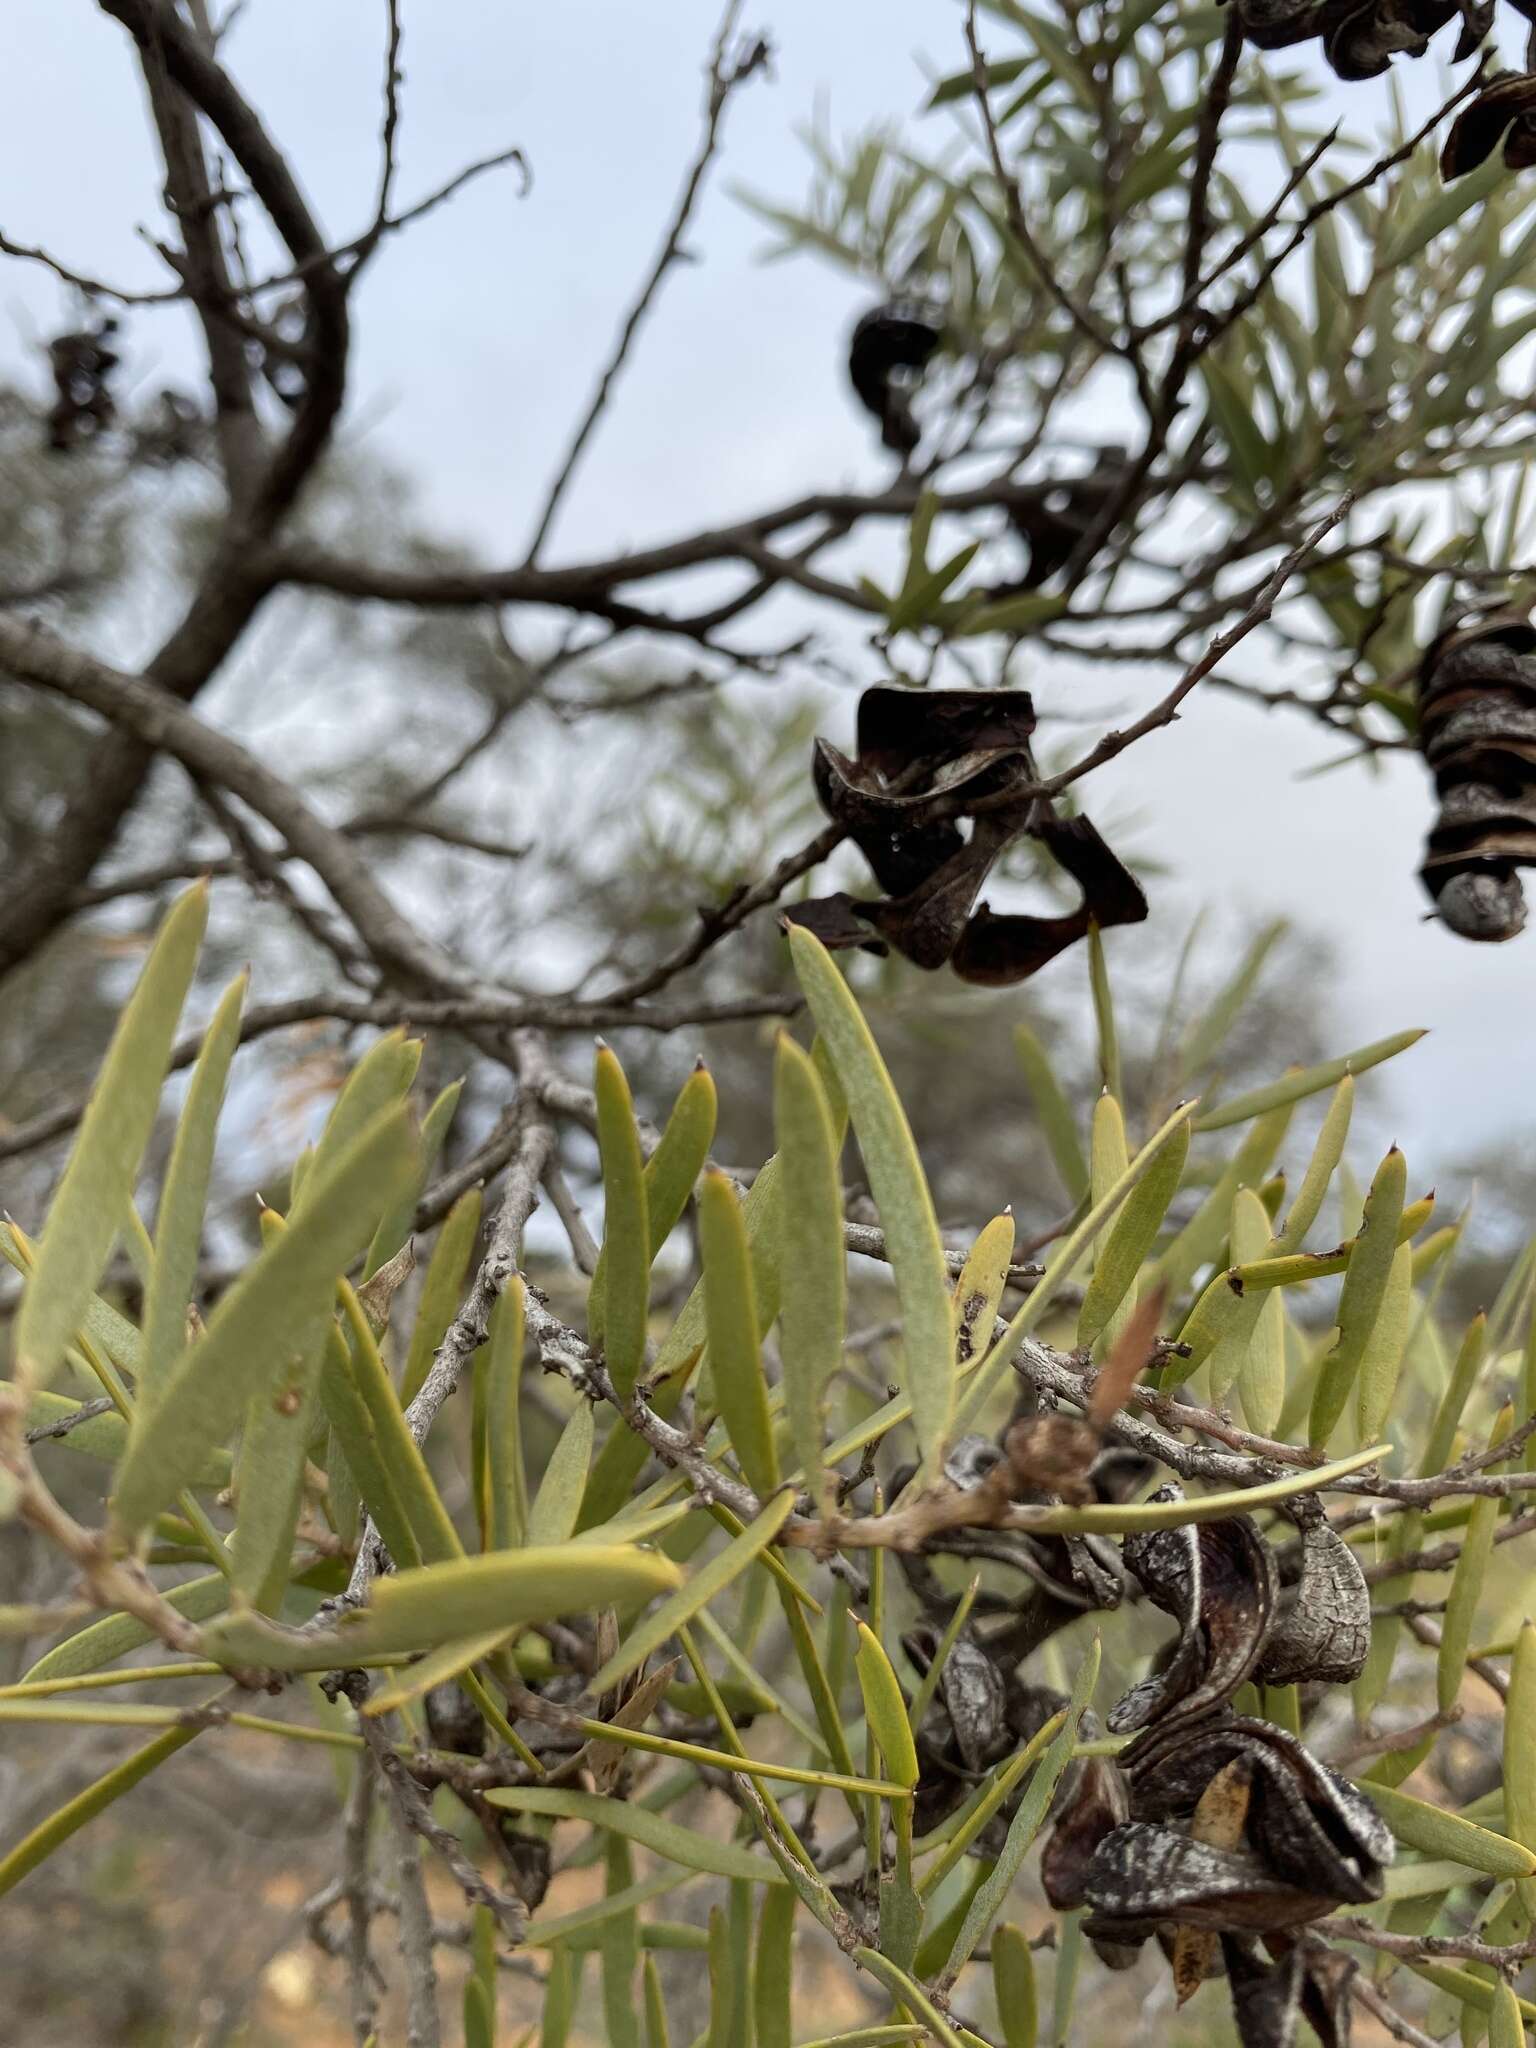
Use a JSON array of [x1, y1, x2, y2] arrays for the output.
[[586, 1490, 794, 1696], [1207, 1188, 1275, 1401], [303, 1030, 420, 1199], [1153, 1104, 1292, 1306], [231, 1287, 329, 1612], [1403, 1961, 1536, 2026], [1508, 1621, 1536, 1916], [487, 1281, 528, 1549], [401, 1188, 482, 1406], [567, 1711, 889, 1798], [652, 1155, 783, 1383], [1195, 1029, 1425, 1130], [593, 1046, 650, 1397], [1365, 1783, 1536, 1880], [336, 1280, 463, 1564], [592, 1064, 717, 1342], [952, 1218, 1014, 1375], [1439, 1406, 1514, 1712], [1273, 1076, 1353, 1253], [954, 1102, 1198, 1435], [15, 884, 207, 1389], [949, 590, 1068, 636], [754, 1878, 795, 2048], [463, 1975, 495, 2048], [1311, 1147, 1408, 1446], [855, 1621, 919, 1789], [775, 1035, 845, 1516], [112, 1108, 418, 1539], [1232, 1195, 1435, 1293], [1077, 1116, 1187, 1353], [487, 1785, 789, 1885], [998, 1443, 1383, 1535], [789, 927, 955, 1471], [1491, 1975, 1525, 2048], [1424, 1312, 1489, 1476], [643, 1952, 671, 2048], [199, 1545, 681, 1672], [139, 969, 246, 1403], [21, 1573, 229, 1685], [1082, 1092, 1131, 1354], [1238, 1278, 1287, 1436], [527, 1400, 596, 1547], [541, 1948, 581, 2048], [19, 1392, 229, 1485], [945, 1641, 1100, 1974], [579, 1351, 696, 1535], [0, 1722, 200, 1897], [699, 1173, 779, 1498], [906, 1579, 980, 1742], [603, 1834, 641, 2048], [888, 539, 983, 631], [1012, 1024, 1088, 1202], [1086, 928, 1121, 1102], [317, 1321, 425, 1573], [1355, 1240, 1413, 1442], [853, 1950, 965, 2048], [366, 1630, 516, 1717], [918, 1714, 1066, 1898], [1050, 1909, 1084, 2046], [365, 1075, 463, 1278], [993, 1924, 1038, 2048], [1381, 152, 1508, 268]]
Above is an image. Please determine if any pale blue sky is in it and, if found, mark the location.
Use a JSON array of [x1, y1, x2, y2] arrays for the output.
[[2, 2, 1533, 1167]]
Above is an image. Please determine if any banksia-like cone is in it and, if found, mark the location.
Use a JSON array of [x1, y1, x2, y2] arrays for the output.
[[1417, 611, 1536, 942]]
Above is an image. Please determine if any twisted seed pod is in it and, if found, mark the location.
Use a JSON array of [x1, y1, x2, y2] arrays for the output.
[[1417, 613, 1536, 942]]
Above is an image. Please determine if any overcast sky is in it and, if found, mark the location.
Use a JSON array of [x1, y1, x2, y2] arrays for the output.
[[3, 1, 1532, 1170]]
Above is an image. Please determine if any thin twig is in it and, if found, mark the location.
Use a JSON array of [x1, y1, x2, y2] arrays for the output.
[[1040, 495, 1355, 798], [523, 1, 769, 563]]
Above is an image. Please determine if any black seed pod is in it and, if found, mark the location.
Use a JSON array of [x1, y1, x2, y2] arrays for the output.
[[1417, 613, 1536, 942], [847, 302, 941, 455], [424, 1680, 485, 1757]]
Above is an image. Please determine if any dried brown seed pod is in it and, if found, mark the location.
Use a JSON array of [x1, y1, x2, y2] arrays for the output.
[[1416, 612, 1536, 941], [424, 1679, 485, 1757], [1256, 1498, 1371, 1687], [1107, 1491, 1277, 1734], [847, 303, 941, 455], [1441, 69, 1536, 179], [1123, 1716, 1393, 1905], [1226, 0, 1482, 79], [786, 687, 1146, 983]]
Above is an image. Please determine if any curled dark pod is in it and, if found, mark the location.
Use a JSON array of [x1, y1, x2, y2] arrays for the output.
[[424, 1679, 486, 1757], [903, 1625, 1019, 1843], [131, 387, 203, 468], [1225, 0, 1486, 78], [1082, 1721, 1387, 2044], [847, 301, 942, 455], [1441, 69, 1536, 179], [1222, 1935, 1356, 2048], [1106, 1492, 1277, 1735], [1119, 1716, 1393, 1907], [1004, 446, 1131, 589], [1257, 1496, 1370, 1687], [1416, 611, 1536, 942], [44, 317, 121, 453], [784, 684, 1147, 984], [496, 1822, 552, 1911]]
